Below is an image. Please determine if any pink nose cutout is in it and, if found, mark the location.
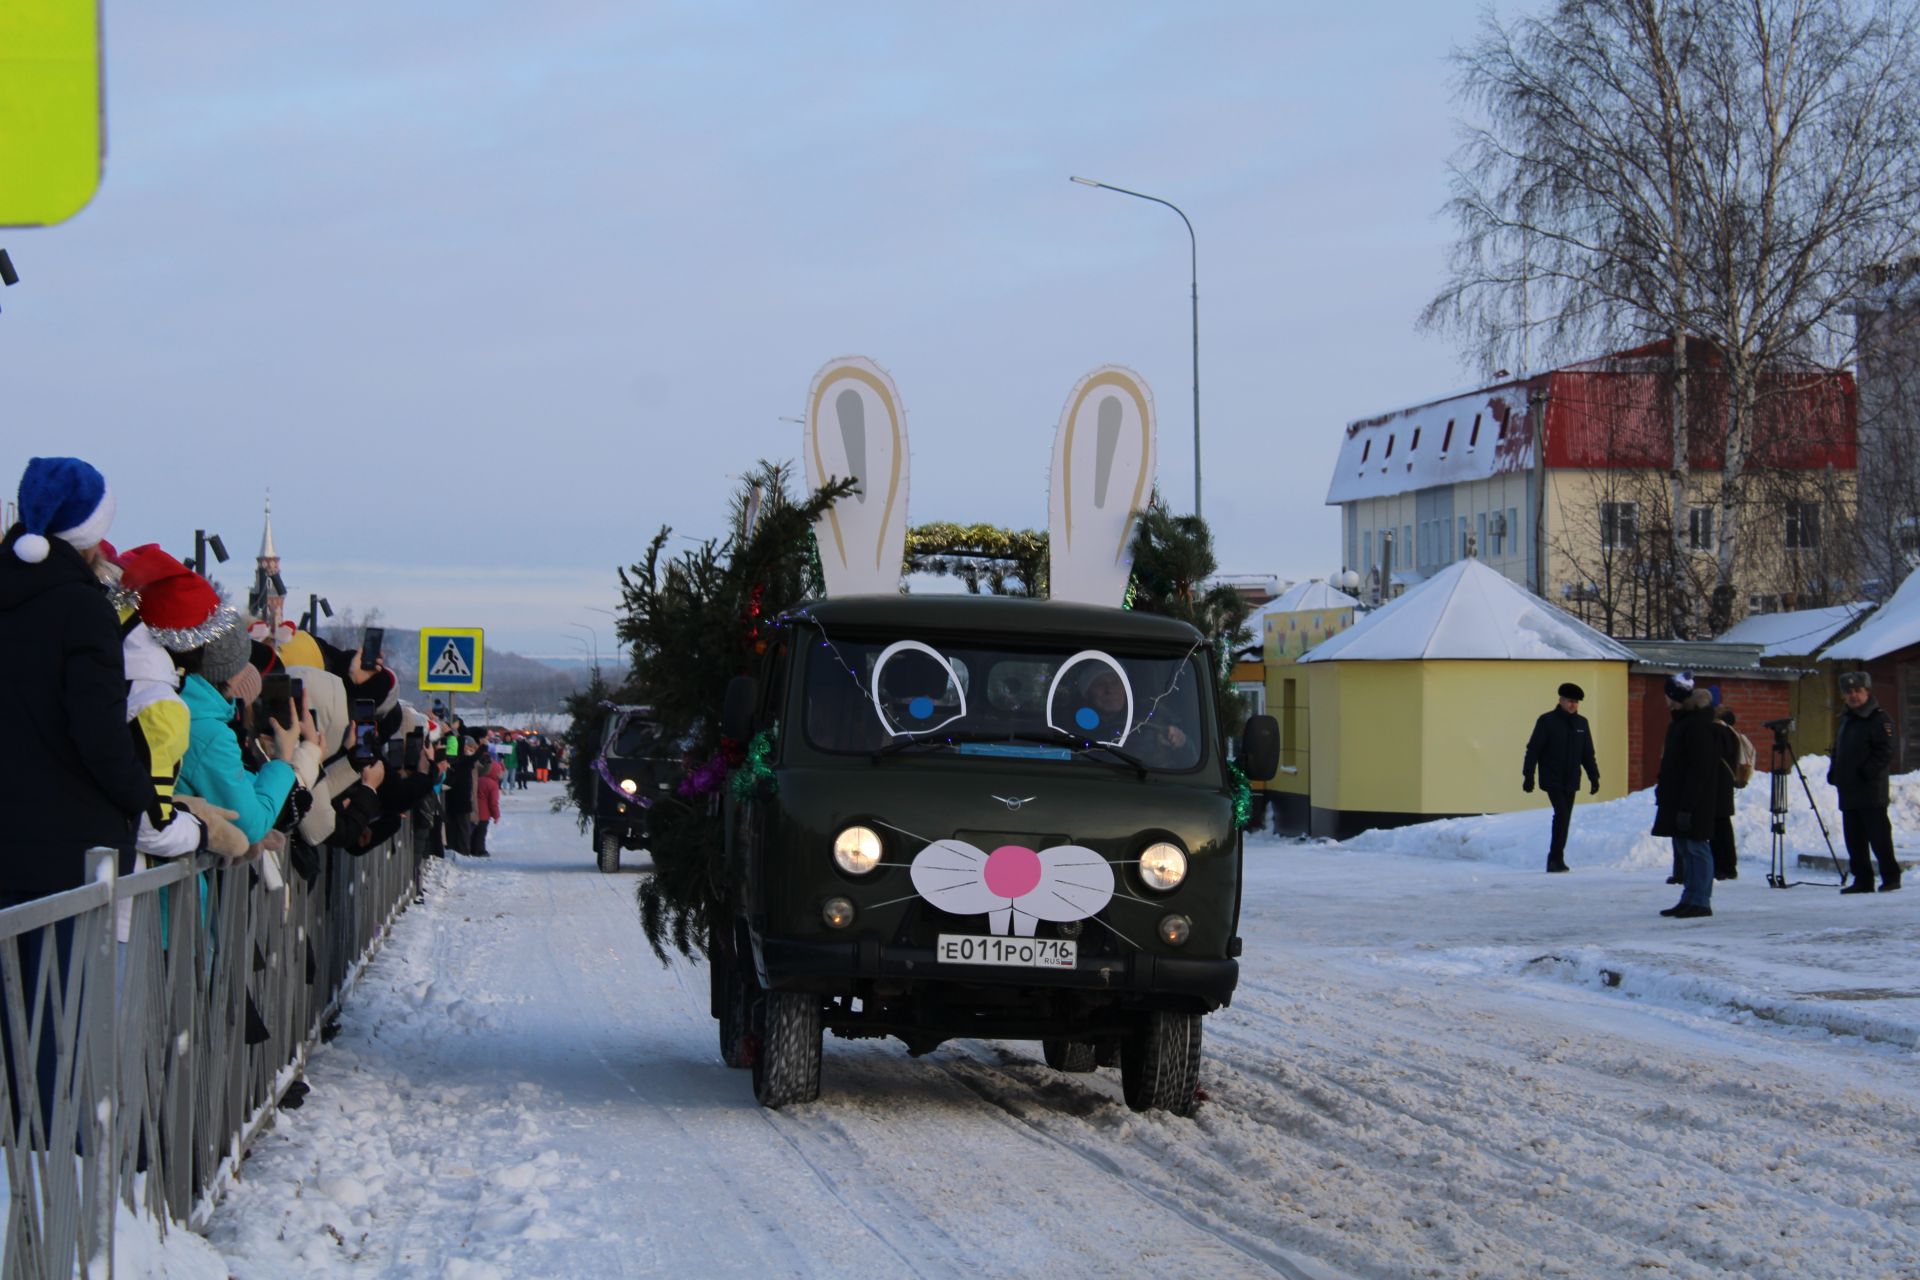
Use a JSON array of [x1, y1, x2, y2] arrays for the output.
[[983, 845, 1043, 899]]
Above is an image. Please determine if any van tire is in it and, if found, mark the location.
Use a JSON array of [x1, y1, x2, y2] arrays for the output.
[[1121, 1011, 1203, 1116], [596, 830, 621, 874], [1042, 1039, 1098, 1073], [752, 990, 822, 1108]]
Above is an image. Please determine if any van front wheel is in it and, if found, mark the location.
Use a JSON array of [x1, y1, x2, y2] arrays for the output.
[[1120, 1011, 1203, 1116], [751, 990, 822, 1108], [596, 830, 621, 874], [1042, 1039, 1098, 1073]]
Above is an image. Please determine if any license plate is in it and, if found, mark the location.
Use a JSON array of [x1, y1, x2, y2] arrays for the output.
[[935, 934, 1077, 969]]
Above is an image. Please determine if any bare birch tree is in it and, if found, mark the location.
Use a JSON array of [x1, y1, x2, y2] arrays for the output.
[[1427, 0, 1920, 631]]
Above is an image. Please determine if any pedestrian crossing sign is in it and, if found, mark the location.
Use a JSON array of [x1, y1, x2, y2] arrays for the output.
[[419, 628, 484, 692]]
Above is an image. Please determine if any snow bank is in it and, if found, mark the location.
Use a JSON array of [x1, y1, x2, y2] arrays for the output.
[[1313, 754, 1920, 873]]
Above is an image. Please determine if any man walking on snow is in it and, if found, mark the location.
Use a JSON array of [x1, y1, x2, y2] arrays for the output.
[[1522, 681, 1600, 873]]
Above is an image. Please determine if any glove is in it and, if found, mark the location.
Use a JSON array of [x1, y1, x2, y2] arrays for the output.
[[177, 796, 249, 859], [1590, 779, 1600, 796], [1522, 777, 1534, 794]]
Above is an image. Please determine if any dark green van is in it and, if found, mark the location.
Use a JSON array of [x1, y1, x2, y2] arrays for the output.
[[710, 594, 1278, 1114]]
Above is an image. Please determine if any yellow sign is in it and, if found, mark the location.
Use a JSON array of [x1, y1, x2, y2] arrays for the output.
[[0, 0, 104, 227], [418, 628, 484, 693]]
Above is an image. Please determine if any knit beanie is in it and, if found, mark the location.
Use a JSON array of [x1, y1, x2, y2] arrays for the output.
[[13, 457, 115, 563], [225, 663, 263, 705], [1663, 670, 1696, 703], [198, 623, 253, 688]]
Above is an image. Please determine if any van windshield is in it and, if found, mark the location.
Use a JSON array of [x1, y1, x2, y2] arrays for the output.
[[802, 635, 1207, 771]]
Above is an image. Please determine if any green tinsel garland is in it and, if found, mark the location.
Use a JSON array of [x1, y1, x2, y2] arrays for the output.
[[1227, 761, 1253, 830], [730, 724, 780, 800]]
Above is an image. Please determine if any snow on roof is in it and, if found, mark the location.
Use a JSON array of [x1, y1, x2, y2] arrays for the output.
[[1821, 571, 1920, 660], [1261, 578, 1359, 615], [1298, 558, 1637, 663], [1715, 602, 1873, 659], [1325, 378, 1538, 505]]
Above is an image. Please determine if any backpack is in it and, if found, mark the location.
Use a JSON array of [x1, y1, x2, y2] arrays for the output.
[[1730, 730, 1757, 788]]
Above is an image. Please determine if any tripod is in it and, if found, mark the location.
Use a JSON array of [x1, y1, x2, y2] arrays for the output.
[[1766, 735, 1847, 889]]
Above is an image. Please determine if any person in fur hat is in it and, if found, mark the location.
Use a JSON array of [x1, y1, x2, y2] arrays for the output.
[[1651, 672, 1724, 919]]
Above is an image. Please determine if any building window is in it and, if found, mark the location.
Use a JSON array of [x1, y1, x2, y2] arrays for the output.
[[1385, 434, 1395, 458], [1687, 506, 1714, 551], [1600, 502, 1638, 550], [1410, 427, 1421, 451], [1496, 409, 1509, 441], [1470, 413, 1482, 446], [1442, 419, 1455, 452], [1748, 593, 1781, 615], [1361, 440, 1371, 463], [1786, 502, 1820, 550]]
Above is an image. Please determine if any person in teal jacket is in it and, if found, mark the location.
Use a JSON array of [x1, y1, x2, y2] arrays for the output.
[[169, 617, 298, 842]]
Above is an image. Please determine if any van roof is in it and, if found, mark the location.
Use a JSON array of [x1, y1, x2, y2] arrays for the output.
[[785, 594, 1206, 649]]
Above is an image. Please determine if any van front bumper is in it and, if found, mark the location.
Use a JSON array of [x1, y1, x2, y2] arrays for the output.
[[756, 936, 1238, 1008]]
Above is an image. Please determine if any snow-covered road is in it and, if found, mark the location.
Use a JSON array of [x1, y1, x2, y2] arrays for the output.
[[203, 783, 1920, 1279]]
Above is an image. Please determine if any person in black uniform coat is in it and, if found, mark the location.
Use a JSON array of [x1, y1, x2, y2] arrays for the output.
[[1830, 670, 1901, 894], [1522, 681, 1601, 873]]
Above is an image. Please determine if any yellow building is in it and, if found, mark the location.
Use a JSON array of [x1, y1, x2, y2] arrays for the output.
[[1252, 580, 1360, 834], [1299, 559, 1633, 839]]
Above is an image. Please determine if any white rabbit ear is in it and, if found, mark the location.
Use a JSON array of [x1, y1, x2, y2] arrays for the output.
[[804, 356, 910, 597], [1048, 365, 1156, 606]]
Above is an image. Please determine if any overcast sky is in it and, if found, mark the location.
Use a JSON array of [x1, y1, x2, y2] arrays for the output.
[[3, 1, 1499, 657]]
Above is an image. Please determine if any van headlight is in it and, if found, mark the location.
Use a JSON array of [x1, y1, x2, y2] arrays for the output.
[[833, 825, 883, 876], [619, 778, 638, 794], [1138, 842, 1188, 891]]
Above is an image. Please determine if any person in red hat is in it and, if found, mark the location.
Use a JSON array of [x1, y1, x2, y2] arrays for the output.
[[116, 545, 299, 845], [105, 545, 250, 863]]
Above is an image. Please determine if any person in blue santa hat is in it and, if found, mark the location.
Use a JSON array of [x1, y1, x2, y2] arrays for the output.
[[0, 456, 156, 1141], [0, 456, 155, 899]]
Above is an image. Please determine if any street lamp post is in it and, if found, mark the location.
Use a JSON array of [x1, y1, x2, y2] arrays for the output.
[[585, 606, 623, 674], [567, 621, 601, 675], [1070, 175, 1201, 520]]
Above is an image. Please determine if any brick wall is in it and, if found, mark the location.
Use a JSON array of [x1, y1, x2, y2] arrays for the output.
[[1628, 673, 1798, 790]]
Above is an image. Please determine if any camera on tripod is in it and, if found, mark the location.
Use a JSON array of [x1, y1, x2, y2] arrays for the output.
[[1763, 716, 1795, 738]]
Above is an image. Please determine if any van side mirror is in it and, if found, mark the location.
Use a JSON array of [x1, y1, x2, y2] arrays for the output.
[[1239, 714, 1280, 782], [722, 675, 758, 743]]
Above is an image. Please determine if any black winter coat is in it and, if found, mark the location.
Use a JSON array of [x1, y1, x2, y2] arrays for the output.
[[0, 527, 154, 896], [1651, 696, 1723, 841], [1828, 697, 1894, 810], [1523, 707, 1600, 794]]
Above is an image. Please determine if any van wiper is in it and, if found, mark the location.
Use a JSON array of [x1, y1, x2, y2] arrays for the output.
[[1071, 741, 1151, 779]]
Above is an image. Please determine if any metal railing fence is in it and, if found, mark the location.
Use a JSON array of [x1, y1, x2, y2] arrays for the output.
[[0, 824, 421, 1278]]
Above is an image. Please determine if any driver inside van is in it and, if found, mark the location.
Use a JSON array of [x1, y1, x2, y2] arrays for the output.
[[1080, 669, 1189, 765]]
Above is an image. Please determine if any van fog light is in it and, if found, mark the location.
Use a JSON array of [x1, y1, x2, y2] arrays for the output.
[[1056, 919, 1083, 940], [822, 897, 857, 929], [1139, 842, 1188, 891], [833, 825, 883, 876], [1157, 914, 1192, 946]]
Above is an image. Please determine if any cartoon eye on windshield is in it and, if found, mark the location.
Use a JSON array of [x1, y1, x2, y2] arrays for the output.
[[870, 640, 968, 737], [1045, 650, 1134, 746]]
